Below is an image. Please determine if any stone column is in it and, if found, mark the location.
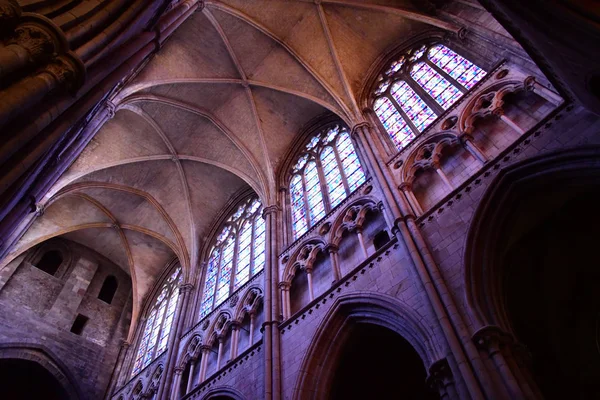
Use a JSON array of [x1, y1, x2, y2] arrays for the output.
[[171, 366, 184, 400], [494, 107, 525, 135], [46, 255, 98, 329], [216, 336, 224, 370], [325, 244, 341, 282], [473, 326, 539, 399], [433, 161, 453, 190], [305, 267, 315, 301], [355, 229, 369, 258], [197, 345, 211, 383], [157, 283, 194, 400], [278, 282, 291, 320], [398, 183, 423, 216], [230, 321, 241, 360], [248, 311, 256, 345], [460, 133, 488, 164], [185, 359, 196, 394], [525, 77, 563, 106]]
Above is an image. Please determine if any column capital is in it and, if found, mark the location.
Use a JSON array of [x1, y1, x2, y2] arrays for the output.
[[524, 76, 536, 91], [262, 204, 281, 219], [179, 283, 194, 293], [43, 52, 85, 91], [458, 132, 474, 143], [426, 358, 453, 392], [230, 320, 242, 330], [278, 281, 291, 290], [324, 243, 339, 254], [199, 344, 212, 353], [105, 100, 117, 119], [174, 366, 185, 374], [472, 325, 514, 356], [398, 182, 412, 192], [120, 340, 131, 349], [350, 121, 371, 137], [492, 106, 505, 117]]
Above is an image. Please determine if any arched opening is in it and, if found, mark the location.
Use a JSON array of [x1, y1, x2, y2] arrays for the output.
[[98, 275, 118, 304], [0, 359, 69, 400], [503, 189, 600, 399], [329, 324, 438, 400], [36, 250, 62, 276]]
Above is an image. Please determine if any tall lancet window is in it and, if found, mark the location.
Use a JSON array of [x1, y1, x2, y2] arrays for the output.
[[132, 267, 182, 376], [290, 124, 366, 240], [373, 43, 486, 150], [199, 197, 265, 318]]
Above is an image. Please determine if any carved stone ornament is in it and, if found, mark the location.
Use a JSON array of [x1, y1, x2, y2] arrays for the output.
[[393, 160, 403, 169], [12, 23, 55, 59], [441, 116, 458, 130], [229, 293, 239, 307], [0, 1, 21, 33], [496, 69, 510, 80], [319, 222, 331, 235], [202, 320, 210, 331], [362, 184, 373, 195]]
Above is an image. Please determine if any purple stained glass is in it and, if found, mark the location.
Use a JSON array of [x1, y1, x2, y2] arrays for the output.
[[410, 62, 462, 110], [290, 174, 307, 239], [337, 132, 365, 191], [305, 161, 325, 224], [374, 97, 415, 149], [428, 44, 486, 90], [321, 146, 345, 208], [252, 216, 266, 274], [390, 80, 438, 132]]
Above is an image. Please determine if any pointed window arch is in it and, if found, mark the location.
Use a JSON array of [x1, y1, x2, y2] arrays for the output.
[[132, 267, 182, 376], [373, 43, 486, 150], [199, 197, 265, 318], [289, 124, 366, 240]]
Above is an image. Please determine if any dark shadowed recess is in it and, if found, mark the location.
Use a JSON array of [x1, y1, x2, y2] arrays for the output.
[[0, 358, 69, 400]]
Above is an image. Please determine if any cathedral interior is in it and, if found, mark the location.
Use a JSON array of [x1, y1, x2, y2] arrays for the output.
[[0, 0, 599, 399]]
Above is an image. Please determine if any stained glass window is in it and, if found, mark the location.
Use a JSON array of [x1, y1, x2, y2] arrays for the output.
[[290, 124, 366, 240], [199, 197, 265, 318], [373, 43, 487, 150], [132, 267, 182, 376]]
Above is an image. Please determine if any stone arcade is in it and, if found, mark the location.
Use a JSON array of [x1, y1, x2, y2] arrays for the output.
[[0, 1, 599, 399]]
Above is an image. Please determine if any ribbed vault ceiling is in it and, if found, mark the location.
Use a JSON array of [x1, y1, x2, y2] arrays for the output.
[[2, 0, 461, 333]]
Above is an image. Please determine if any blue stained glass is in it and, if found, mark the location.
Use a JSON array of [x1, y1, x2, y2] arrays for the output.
[[321, 146, 345, 208], [234, 222, 252, 288], [252, 216, 266, 274], [304, 161, 325, 224], [374, 97, 415, 149], [337, 132, 365, 191], [390, 80, 437, 132], [290, 174, 307, 239], [410, 45, 426, 61], [410, 62, 462, 110], [428, 44, 486, 90]]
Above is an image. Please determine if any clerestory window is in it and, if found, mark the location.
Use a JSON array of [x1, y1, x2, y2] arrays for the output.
[[199, 197, 265, 318], [373, 44, 486, 150], [132, 267, 181, 376], [289, 124, 366, 240]]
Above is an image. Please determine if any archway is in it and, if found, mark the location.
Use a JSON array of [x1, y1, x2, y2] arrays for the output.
[[503, 189, 600, 399], [329, 324, 438, 400], [464, 147, 600, 398], [0, 359, 69, 400], [294, 293, 443, 400]]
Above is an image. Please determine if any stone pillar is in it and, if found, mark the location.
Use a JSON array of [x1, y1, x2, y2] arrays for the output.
[[185, 359, 196, 394], [433, 161, 453, 190], [460, 133, 488, 164], [197, 345, 211, 383], [46, 255, 98, 329], [325, 244, 341, 282], [171, 366, 184, 400], [157, 283, 194, 400], [305, 267, 315, 301], [356, 229, 369, 258], [494, 107, 525, 135], [278, 282, 291, 320], [249, 311, 256, 345], [398, 183, 423, 216], [525, 77, 563, 106], [104, 341, 130, 399], [230, 321, 241, 359], [473, 326, 539, 399], [216, 336, 224, 370]]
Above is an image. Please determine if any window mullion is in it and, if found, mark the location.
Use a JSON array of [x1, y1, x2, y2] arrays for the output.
[[332, 141, 351, 195], [425, 58, 467, 94], [230, 228, 240, 295], [387, 92, 420, 137], [153, 296, 168, 359], [406, 71, 445, 115], [249, 218, 256, 276], [315, 155, 332, 213]]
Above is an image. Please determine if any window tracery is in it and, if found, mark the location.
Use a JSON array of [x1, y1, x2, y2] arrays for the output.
[[199, 197, 265, 318], [132, 267, 182, 376], [289, 124, 366, 240], [373, 44, 486, 150]]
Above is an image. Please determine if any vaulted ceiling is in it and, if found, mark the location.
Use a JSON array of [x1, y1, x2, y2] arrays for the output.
[[1, 0, 462, 331]]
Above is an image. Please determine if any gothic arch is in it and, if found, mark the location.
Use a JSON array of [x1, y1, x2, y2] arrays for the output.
[[293, 293, 443, 400], [0, 343, 83, 400], [233, 286, 263, 323], [201, 385, 246, 400], [329, 197, 380, 247], [464, 146, 600, 330], [282, 239, 327, 284]]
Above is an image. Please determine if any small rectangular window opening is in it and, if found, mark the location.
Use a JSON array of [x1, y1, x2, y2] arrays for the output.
[[70, 314, 89, 335], [374, 230, 391, 251]]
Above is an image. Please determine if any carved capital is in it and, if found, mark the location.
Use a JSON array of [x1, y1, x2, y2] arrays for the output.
[[324, 243, 339, 254], [12, 24, 55, 59], [492, 107, 505, 117], [473, 325, 514, 357], [350, 121, 370, 137], [398, 182, 412, 192], [43, 53, 85, 91], [278, 281, 291, 291], [174, 366, 185, 374], [179, 283, 194, 293], [34, 202, 44, 216], [105, 100, 117, 119], [427, 358, 454, 392], [262, 204, 280, 219], [120, 340, 131, 349], [524, 76, 536, 92], [458, 132, 474, 144], [0, 1, 21, 35], [199, 344, 212, 353], [230, 320, 242, 330]]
